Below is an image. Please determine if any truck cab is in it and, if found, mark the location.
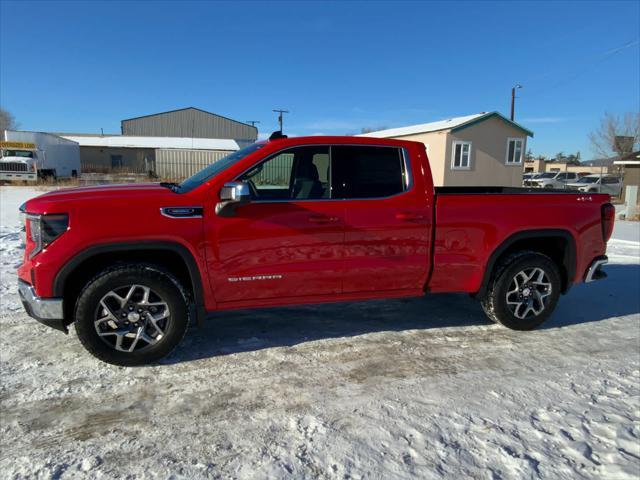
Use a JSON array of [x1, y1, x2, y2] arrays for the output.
[[0, 142, 38, 181]]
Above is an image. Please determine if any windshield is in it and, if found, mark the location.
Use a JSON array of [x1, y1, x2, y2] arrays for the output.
[[577, 176, 600, 184], [538, 173, 556, 178], [178, 143, 265, 193], [2, 149, 34, 158]]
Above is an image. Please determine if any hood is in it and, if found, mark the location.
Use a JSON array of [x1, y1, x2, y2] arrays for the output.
[[25, 183, 180, 214], [36, 182, 167, 199]]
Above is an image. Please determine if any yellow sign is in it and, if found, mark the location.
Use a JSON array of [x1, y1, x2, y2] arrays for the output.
[[0, 141, 36, 149]]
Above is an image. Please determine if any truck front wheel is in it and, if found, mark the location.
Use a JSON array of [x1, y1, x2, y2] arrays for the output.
[[480, 251, 561, 330], [74, 265, 189, 366]]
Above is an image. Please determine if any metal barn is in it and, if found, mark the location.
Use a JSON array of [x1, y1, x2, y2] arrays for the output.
[[61, 135, 239, 179], [121, 107, 257, 146]]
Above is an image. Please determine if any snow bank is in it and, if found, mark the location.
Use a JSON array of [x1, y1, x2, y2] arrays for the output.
[[0, 186, 638, 479]]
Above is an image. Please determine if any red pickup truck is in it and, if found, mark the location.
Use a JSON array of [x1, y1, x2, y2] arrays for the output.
[[18, 134, 614, 365]]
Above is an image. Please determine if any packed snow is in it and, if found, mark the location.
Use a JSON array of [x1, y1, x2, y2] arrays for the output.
[[0, 185, 638, 479]]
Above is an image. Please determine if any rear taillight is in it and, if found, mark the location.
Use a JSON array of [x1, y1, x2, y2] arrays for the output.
[[601, 203, 615, 242]]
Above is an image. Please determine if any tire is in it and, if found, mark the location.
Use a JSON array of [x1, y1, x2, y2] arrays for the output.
[[480, 251, 561, 330], [74, 264, 189, 366]]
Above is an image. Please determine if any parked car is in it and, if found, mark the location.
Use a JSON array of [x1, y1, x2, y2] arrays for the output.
[[18, 134, 614, 365], [524, 171, 579, 189], [522, 172, 542, 185], [566, 174, 622, 196]]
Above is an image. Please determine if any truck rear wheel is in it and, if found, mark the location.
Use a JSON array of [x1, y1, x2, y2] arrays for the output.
[[480, 251, 561, 330], [74, 265, 189, 366]]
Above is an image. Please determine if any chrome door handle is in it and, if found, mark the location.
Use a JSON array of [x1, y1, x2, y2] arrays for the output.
[[395, 212, 424, 221]]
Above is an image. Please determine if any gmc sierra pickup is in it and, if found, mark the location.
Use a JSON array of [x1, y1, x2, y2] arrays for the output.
[[18, 134, 614, 365]]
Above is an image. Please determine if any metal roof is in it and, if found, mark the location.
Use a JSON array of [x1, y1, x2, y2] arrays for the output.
[[358, 111, 534, 138], [61, 135, 239, 151], [121, 107, 255, 129], [613, 151, 640, 165]]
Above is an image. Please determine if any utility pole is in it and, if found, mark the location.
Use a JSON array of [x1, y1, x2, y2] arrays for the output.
[[273, 109, 289, 132], [246, 120, 260, 127], [511, 84, 522, 121]]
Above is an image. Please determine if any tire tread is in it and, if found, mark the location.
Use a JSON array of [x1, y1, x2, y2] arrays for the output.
[[74, 264, 189, 366], [480, 250, 560, 330]]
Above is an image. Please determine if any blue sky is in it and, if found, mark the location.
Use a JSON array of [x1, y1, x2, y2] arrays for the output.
[[1, 0, 638, 159]]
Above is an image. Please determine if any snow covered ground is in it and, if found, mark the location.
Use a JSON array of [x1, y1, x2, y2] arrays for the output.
[[0, 186, 638, 479]]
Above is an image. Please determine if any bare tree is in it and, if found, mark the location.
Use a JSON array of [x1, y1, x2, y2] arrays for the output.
[[0, 107, 19, 132], [359, 126, 388, 134], [589, 112, 640, 159]]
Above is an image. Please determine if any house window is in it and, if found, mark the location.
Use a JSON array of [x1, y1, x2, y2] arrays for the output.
[[451, 141, 471, 169], [506, 138, 524, 165]]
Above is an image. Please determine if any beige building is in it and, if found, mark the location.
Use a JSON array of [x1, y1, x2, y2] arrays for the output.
[[614, 151, 640, 207], [525, 157, 610, 175], [359, 112, 533, 187]]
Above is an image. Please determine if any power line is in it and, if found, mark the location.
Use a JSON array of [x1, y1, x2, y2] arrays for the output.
[[524, 38, 639, 99]]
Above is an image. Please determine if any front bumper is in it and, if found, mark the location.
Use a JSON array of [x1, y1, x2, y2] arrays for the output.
[[0, 172, 37, 181], [18, 280, 67, 333]]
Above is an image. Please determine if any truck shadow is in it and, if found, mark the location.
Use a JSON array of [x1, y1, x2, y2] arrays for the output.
[[165, 263, 639, 364]]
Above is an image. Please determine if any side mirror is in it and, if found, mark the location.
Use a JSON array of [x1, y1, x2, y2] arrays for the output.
[[216, 181, 251, 216]]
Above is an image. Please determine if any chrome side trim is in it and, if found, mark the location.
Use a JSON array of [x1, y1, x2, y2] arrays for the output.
[[585, 256, 608, 283], [18, 281, 64, 319], [160, 206, 204, 218]]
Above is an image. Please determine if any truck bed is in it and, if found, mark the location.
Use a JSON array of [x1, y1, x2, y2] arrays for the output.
[[428, 187, 610, 295]]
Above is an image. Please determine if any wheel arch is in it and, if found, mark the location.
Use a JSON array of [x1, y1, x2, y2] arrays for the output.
[[54, 241, 206, 327], [475, 229, 577, 298]]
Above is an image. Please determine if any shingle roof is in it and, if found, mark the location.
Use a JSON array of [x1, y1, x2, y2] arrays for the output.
[[358, 111, 533, 138]]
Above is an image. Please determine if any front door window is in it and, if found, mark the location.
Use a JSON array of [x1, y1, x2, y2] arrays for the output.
[[238, 146, 330, 201]]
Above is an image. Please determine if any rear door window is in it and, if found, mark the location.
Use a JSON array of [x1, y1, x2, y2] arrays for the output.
[[331, 145, 407, 199]]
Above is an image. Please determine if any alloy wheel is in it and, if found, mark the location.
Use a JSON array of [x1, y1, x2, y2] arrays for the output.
[[505, 267, 553, 320], [94, 284, 170, 352]]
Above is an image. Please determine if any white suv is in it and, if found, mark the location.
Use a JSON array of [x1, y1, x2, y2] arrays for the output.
[[525, 171, 579, 189], [566, 175, 622, 196]]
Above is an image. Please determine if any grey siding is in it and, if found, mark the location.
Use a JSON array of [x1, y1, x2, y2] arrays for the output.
[[80, 146, 155, 173], [155, 148, 232, 180], [122, 108, 257, 143]]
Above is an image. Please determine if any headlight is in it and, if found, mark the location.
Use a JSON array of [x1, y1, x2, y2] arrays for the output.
[[26, 213, 68, 258]]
